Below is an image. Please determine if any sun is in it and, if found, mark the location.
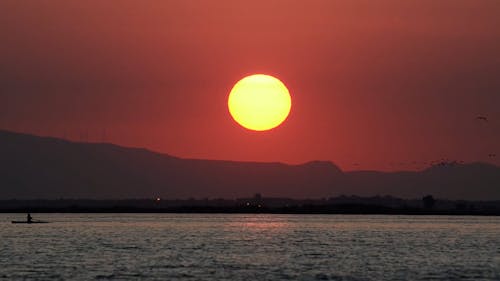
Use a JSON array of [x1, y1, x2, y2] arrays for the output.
[[228, 74, 292, 131]]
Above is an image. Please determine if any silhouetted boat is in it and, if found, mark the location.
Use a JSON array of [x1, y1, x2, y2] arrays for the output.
[[11, 221, 49, 224]]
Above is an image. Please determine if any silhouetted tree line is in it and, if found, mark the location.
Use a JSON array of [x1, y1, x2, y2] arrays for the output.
[[1, 195, 500, 215]]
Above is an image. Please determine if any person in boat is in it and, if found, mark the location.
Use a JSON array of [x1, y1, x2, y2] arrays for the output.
[[27, 213, 33, 223]]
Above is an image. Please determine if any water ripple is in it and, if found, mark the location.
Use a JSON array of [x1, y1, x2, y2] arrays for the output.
[[1, 214, 499, 280]]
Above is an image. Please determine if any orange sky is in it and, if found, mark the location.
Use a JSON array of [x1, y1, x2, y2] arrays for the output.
[[1, 0, 499, 171]]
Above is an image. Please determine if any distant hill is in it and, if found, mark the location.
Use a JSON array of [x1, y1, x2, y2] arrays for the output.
[[1, 130, 499, 200], [343, 162, 500, 199], [0, 130, 341, 199]]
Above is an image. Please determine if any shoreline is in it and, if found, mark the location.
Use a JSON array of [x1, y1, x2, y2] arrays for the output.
[[2, 207, 500, 216]]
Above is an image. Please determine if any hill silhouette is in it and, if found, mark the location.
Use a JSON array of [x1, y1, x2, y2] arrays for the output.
[[1, 130, 499, 200]]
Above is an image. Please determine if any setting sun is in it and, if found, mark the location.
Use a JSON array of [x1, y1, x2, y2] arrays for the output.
[[228, 74, 292, 131]]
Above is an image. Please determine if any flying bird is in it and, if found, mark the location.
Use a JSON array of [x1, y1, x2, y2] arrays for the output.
[[476, 116, 488, 122], [489, 154, 496, 158]]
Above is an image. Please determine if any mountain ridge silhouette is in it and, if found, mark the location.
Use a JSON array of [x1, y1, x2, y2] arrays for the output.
[[1, 129, 499, 200]]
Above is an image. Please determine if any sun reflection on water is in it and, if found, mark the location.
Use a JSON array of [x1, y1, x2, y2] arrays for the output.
[[226, 215, 291, 233]]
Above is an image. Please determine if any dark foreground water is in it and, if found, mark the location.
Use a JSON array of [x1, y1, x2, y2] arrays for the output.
[[1, 214, 499, 280]]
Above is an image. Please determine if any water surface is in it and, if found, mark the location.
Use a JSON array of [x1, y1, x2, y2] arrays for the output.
[[1, 214, 499, 280]]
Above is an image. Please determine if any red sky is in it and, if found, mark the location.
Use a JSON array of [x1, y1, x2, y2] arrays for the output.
[[1, 0, 499, 171]]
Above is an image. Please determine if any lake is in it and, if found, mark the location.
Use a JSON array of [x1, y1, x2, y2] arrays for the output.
[[1, 214, 499, 280]]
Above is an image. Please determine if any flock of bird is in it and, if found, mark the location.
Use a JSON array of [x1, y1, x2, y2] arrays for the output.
[[351, 115, 497, 169]]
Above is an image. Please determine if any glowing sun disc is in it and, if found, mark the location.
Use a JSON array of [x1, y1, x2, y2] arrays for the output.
[[228, 74, 291, 131]]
